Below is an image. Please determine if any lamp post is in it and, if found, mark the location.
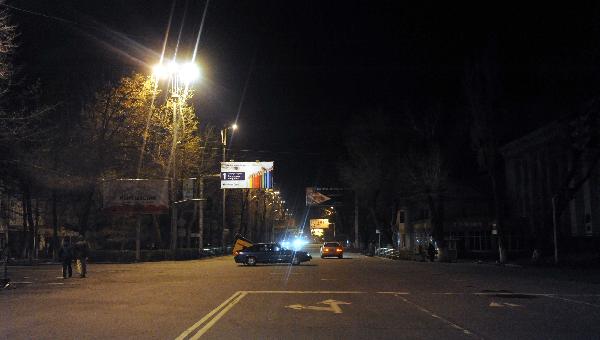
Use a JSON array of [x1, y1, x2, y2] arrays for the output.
[[221, 123, 238, 248], [152, 60, 201, 252]]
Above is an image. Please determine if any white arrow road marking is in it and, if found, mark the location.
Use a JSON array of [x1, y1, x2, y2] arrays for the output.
[[286, 299, 351, 314], [489, 301, 522, 307]]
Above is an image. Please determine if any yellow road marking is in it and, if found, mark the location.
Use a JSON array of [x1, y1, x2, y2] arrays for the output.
[[286, 299, 351, 314], [244, 290, 365, 294], [175, 291, 242, 340], [189, 292, 248, 339]]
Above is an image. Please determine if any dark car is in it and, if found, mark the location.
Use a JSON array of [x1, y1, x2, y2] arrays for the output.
[[234, 243, 312, 266]]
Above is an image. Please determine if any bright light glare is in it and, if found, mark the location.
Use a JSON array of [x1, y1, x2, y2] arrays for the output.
[[167, 60, 179, 74], [152, 61, 201, 84], [180, 62, 201, 84], [152, 63, 168, 80], [292, 239, 307, 250], [231, 123, 238, 130]]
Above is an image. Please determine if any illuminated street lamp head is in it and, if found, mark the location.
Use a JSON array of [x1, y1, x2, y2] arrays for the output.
[[152, 60, 201, 84], [231, 123, 238, 130]]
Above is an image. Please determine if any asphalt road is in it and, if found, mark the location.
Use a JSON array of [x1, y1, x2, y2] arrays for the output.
[[2, 244, 600, 339]]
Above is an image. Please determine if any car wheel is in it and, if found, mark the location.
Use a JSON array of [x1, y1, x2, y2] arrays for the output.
[[292, 257, 300, 266], [246, 256, 257, 266], [338, 255, 343, 259]]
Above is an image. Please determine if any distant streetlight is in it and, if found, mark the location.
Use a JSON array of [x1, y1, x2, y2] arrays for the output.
[[151, 59, 201, 252], [221, 123, 238, 247]]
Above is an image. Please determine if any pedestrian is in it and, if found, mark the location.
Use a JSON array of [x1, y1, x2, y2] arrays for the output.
[[58, 239, 73, 279], [73, 238, 89, 278], [368, 241, 375, 256], [427, 242, 436, 262]]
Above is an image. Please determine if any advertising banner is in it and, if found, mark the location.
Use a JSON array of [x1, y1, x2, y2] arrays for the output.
[[310, 219, 330, 229], [221, 161, 274, 189], [102, 179, 169, 214], [305, 187, 347, 207]]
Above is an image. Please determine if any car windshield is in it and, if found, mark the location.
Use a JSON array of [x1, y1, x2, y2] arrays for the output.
[[324, 242, 339, 247]]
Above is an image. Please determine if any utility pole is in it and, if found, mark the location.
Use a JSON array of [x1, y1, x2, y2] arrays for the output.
[[221, 129, 227, 249], [170, 91, 180, 252], [198, 178, 204, 254], [552, 195, 559, 264], [221, 124, 238, 248], [354, 193, 359, 248]]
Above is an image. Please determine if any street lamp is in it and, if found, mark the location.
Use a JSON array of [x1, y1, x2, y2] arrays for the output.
[[221, 123, 238, 248], [152, 59, 201, 252]]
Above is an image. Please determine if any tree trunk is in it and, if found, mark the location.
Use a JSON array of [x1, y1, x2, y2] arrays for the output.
[[428, 193, 447, 261], [52, 190, 59, 261], [78, 186, 96, 237], [489, 164, 507, 264], [25, 189, 35, 260], [20, 194, 28, 259], [152, 214, 162, 248]]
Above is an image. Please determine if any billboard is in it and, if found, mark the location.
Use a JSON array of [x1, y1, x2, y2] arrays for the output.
[[102, 179, 169, 214], [221, 161, 274, 189], [306, 187, 347, 207], [310, 219, 330, 229]]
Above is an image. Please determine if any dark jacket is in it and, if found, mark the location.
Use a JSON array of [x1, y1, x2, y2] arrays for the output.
[[59, 244, 73, 263], [73, 241, 89, 259]]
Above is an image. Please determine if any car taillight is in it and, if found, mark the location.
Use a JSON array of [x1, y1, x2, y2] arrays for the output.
[[336, 248, 342, 252], [234, 251, 240, 256], [324, 249, 329, 252]]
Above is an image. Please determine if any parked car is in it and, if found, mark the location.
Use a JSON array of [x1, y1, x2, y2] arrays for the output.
[[234, 243, 312, 266], [320, 242, 344, 258]]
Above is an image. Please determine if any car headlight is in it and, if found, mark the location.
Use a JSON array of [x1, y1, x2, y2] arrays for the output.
[[292, 239, 307, 249]]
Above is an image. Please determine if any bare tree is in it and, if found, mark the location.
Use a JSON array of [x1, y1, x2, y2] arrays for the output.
[[550, 101, 600, 263], [399, 106, 450, 260], [340, 111, 398, 246], [0, 6, 56, 259], [465, 44, 509, 264]]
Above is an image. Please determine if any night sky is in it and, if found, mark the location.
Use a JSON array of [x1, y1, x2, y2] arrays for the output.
[[9, 1, 600, 215]]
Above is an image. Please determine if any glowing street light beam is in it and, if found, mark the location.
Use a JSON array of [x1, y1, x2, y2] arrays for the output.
[[152, 60, 202, 85]]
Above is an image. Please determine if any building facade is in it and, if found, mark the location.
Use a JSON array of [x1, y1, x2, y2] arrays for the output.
[[501, 120, 600, 256], [395, 182, 503, 259]]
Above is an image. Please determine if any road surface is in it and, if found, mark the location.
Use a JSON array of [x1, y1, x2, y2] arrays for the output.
[[2, 245, 600, 339]]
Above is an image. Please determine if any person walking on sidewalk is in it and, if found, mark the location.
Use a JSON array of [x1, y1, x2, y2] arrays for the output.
[[427, 242, 436, 262], [73, 238, 89, 278], [59, 239, 73, 279]]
